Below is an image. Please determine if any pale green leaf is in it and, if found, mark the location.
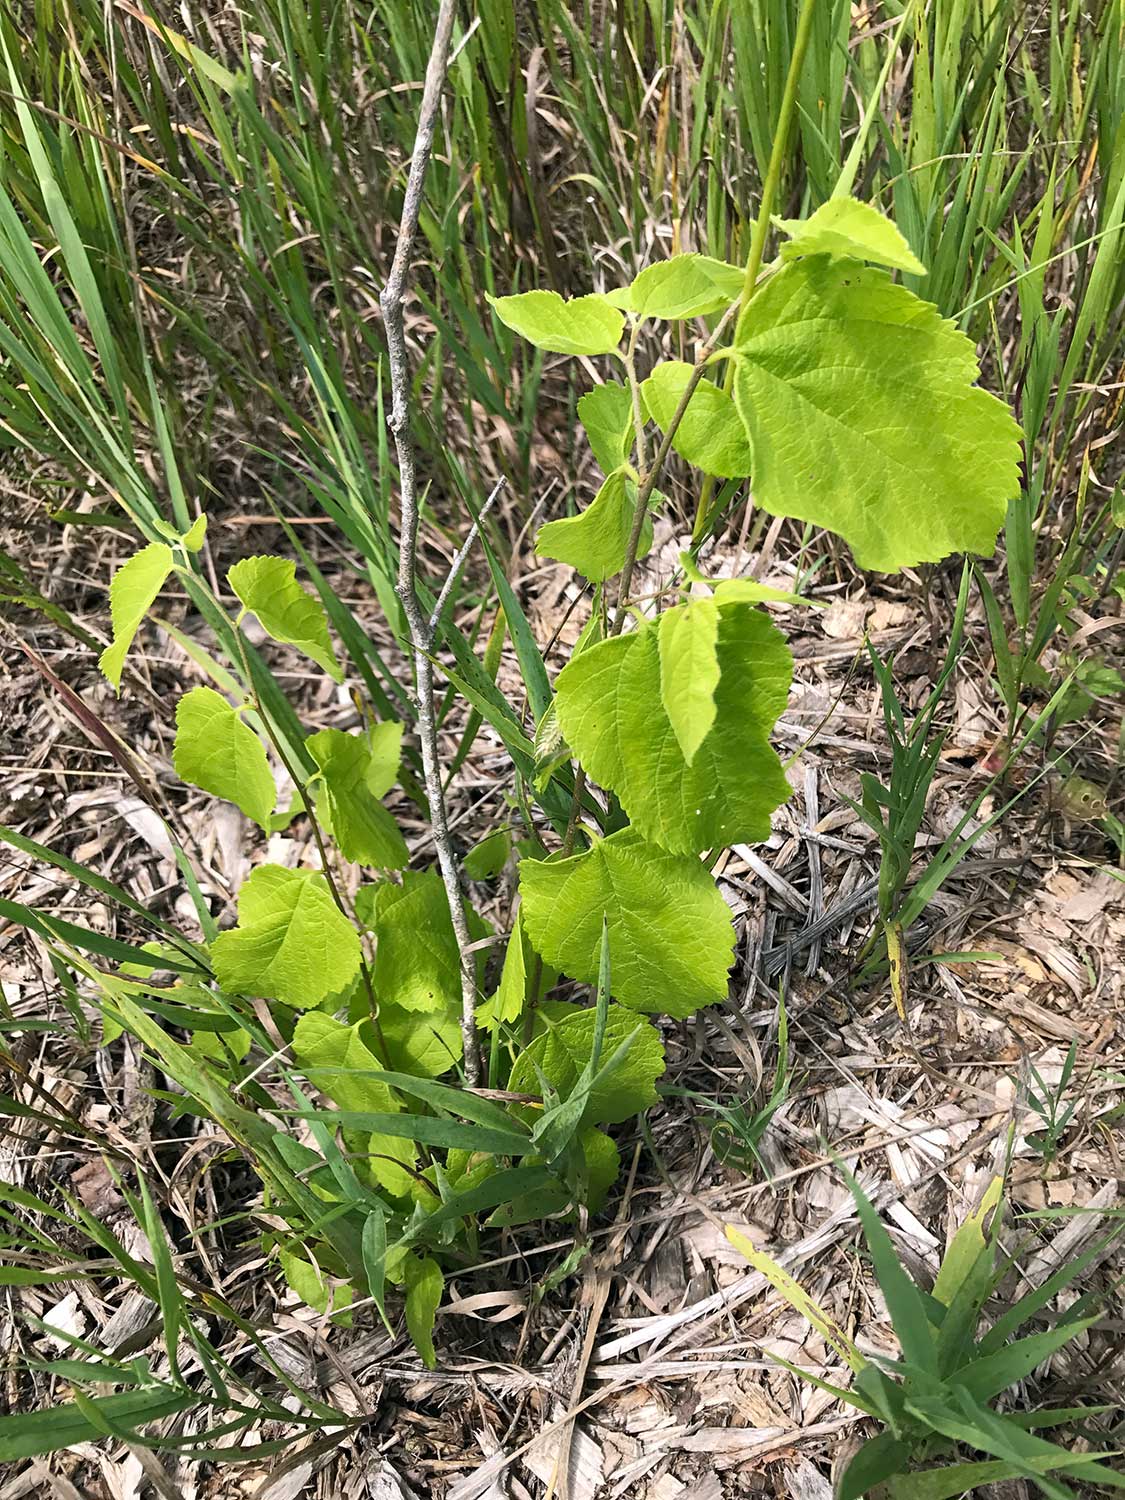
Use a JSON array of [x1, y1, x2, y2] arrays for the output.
[[642, 362, 753, 477], [100, 542, 173, 690], [578, 380, 634, 474], [211, 865, 361, 1008], [464, 827, 512, 880], [712, 578, 826, 609], [536, 470, 653, 582], [173, 685, 276, 832], [580, 1127, 620, 1208], [228, 556, 342, 681], [777, 198, 926, 275], [365, 720, 404, 798], [932, 1175, 1003, 1307], [404, 1254, 443, 1368], [554, 600, 792, 854], [519, 829, 734, 1017], [379, 1002, 462, 1077], [361, 871, 487, 1012], [181, 515, 208, 553], [732, 257, 1022, 571], [486, 290, 624, 355], [307, 728, 407, 870], [279, 1250, 351, 1321], [508, 1002, 664, 1123], [477, 909, 555, 1031], [610, 253, 744, 318], [291, 1011, 416, 1195], [658, 597, 721, 764], [726, 1225, 868, 1374]]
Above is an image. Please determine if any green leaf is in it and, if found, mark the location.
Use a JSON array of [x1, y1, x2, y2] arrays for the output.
[[578, 380, 634, 474], [279, 1250, 351, 1320], [360, 871, 487, 1012], [181, 514, 208, 552], [725, 1225, 867, 1373], [554, 600, 791, 853], [842, 1165, 938, 1376], [838, 1431, 915, 1500], [905, 1389, 1125, 1493], [173, 686, 276, 832], [951, 1319, 1097, 1405], [486, 290, 624, 355], [403, 1255, 444, 1369], [711, 578, 825, 609], [890, 1456, 1124, 1500], [509, 1003, 664, 1124], [307, 728, 408, 870], [362, 1208, 393, 1334], [379, 1004, 462, 1077], [933, 1184, 1004, 1305], [477, 909, 554, 1031], [519, 829, 734, 1017], [642, 362, 753, 477], [731, 257, 1022, 571], [777, 198, 927, 275], [291, 1012, 415, 1196], [99, 542, 173, 691], [658, 597, 721, 765], [464, 827, 512, 880], [536, 470, 653, 582], [608, 254, 745, 318], [0, 1388, 197, 1462], [364, 721, 404, 798], [211, 865, 361, 1009], [580, 1127, 620, 1207], [228, 556, 342, 681]]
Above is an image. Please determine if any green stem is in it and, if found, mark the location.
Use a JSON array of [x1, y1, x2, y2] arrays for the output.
[[736, 0, 820, 321], [692, 0, 820, 545]]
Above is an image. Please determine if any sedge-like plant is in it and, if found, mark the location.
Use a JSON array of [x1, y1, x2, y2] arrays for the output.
[[728, 1174, 1125, 1498]]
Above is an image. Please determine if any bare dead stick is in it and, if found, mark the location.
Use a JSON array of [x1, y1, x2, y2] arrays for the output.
[[379, 0, 483, 1087]]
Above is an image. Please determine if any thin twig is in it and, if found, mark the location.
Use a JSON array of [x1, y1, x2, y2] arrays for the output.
[[428, 476, 507, 638], [379, 0, 483, 1086]]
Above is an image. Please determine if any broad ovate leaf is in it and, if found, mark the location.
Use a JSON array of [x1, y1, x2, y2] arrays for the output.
[[642, 362, 753, 477], [379, 1003, 461, 1077], [291, 1011, 416, 1196], [307, 728, 408, 870], [658, 597, 721, 764], [731, 257, 1022, 571], [228, 556, 342, 681], [519, 828, 735, 1017], [609, 253, 744, 318], [361, 871, 487, 1012], [554, 601, 792, 854], [100, 541, 173, 690], [508, 1003, 664, 1124], [211, 864, 360, 1008], [279, 1251, 351, 1320], [578, 380, 634, 474], [173, 685, 276, 832], [536, 470, 653, 582], [486, 290, 623, 355], [463, 827, 512, 880], [777, 198, 926, 276]]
